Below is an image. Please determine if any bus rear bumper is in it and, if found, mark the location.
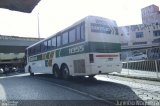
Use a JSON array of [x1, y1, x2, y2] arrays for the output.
[[89, 64, 122, 75]]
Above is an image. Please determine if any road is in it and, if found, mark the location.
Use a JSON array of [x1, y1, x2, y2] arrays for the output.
[[0, 73, 111, 106], [0, 72, 160, 106]]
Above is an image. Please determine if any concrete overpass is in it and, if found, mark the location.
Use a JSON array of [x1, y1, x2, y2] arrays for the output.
[[0, 35, 42, 53], [0, 0, 41, 13], [0, 35, 43, 69]]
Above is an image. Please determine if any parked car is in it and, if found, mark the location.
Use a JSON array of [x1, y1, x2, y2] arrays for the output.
[[148, 52, 160, 59], [0, 68, 4, 74], [126, 53, 147, 61], [12, 67, 17, 72], [4, 66, 10, 74]]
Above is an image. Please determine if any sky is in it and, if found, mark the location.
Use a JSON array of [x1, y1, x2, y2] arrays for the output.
[[0, 0, 159, 38]]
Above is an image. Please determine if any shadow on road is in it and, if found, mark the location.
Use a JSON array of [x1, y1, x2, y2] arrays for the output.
[[33, 74, 146, 105]]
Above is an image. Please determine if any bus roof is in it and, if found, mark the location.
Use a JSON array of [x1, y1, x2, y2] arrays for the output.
[[26, 15, 117, 49]]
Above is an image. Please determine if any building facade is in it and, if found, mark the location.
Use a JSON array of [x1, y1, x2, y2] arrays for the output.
[[119, 23, 160, 60], [119, 4, 160, 61], [141, 4, 160, 24]]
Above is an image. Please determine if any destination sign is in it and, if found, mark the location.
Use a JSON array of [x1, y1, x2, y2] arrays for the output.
[[90, 19, 111, 34]]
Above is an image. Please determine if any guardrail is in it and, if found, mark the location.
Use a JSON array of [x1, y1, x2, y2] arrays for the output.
[[122, 59, 160, 79]]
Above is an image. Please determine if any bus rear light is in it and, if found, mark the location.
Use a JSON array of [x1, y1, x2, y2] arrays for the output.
[[89, 54, 94, 63]]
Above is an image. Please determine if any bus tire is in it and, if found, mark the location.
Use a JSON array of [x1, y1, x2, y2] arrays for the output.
[[61, 64, 70, 79], [28, 66, 34, 76], [53, 65, 60, 78]]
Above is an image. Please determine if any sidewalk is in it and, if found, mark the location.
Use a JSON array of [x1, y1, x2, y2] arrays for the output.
[[110, 69, 160, 81]]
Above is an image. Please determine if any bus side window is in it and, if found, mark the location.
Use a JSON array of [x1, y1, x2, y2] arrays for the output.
[[35, 44, 40, 54], [30, 48, 32, 55], [28, 49, 31, 56], [41, 41, 47, 52], [31, 47, 35, 55], [69, 28, 76, 43], [39, 44, 41, 53], [76, 26, 81, 41], [62, 32, 69, 45], [44, 41, 48, 51], [52, 37, 57, 49], [47, 39, 52, 50], [81, 23, 85, 40], [35, 45, 37, 54], [37, 44, 40, 53], [57, 35, 61, 47], [40, 43, 44, 52]]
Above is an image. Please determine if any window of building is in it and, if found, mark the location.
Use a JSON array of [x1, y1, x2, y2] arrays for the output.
[[69, 29, 76, 43], [62, 32, 69, 45], [152, 38, 160, 43], [133, 41, 147, 45], [121, 43, 128, 46], [136, 32, 144, 38], [153, 30, 160, 37]]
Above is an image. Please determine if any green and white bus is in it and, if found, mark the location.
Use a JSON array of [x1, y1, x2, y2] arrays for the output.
[[25, 16, 122, 79]]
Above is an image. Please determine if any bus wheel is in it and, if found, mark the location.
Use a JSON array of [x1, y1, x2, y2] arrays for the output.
[[28, 66, 34, 76], [53, 65, 60, 78], [61, 64, 70, 79]]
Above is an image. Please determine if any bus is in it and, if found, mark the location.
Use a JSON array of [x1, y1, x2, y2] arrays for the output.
[[25, 15, 122, 79]]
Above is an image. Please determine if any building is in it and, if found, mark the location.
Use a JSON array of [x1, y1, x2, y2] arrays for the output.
[[119, 4, 160, 61], [141, 4, 160, 24]]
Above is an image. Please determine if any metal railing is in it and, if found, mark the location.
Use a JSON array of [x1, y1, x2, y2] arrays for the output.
[[122, 59, 160, 79]]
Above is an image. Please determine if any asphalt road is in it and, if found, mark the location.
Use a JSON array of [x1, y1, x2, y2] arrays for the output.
[[0, 72, 160, 106], [0, 73, 111, 106]]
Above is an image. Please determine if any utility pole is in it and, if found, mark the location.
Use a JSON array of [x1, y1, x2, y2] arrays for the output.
[[37, 12, 40, 39]]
